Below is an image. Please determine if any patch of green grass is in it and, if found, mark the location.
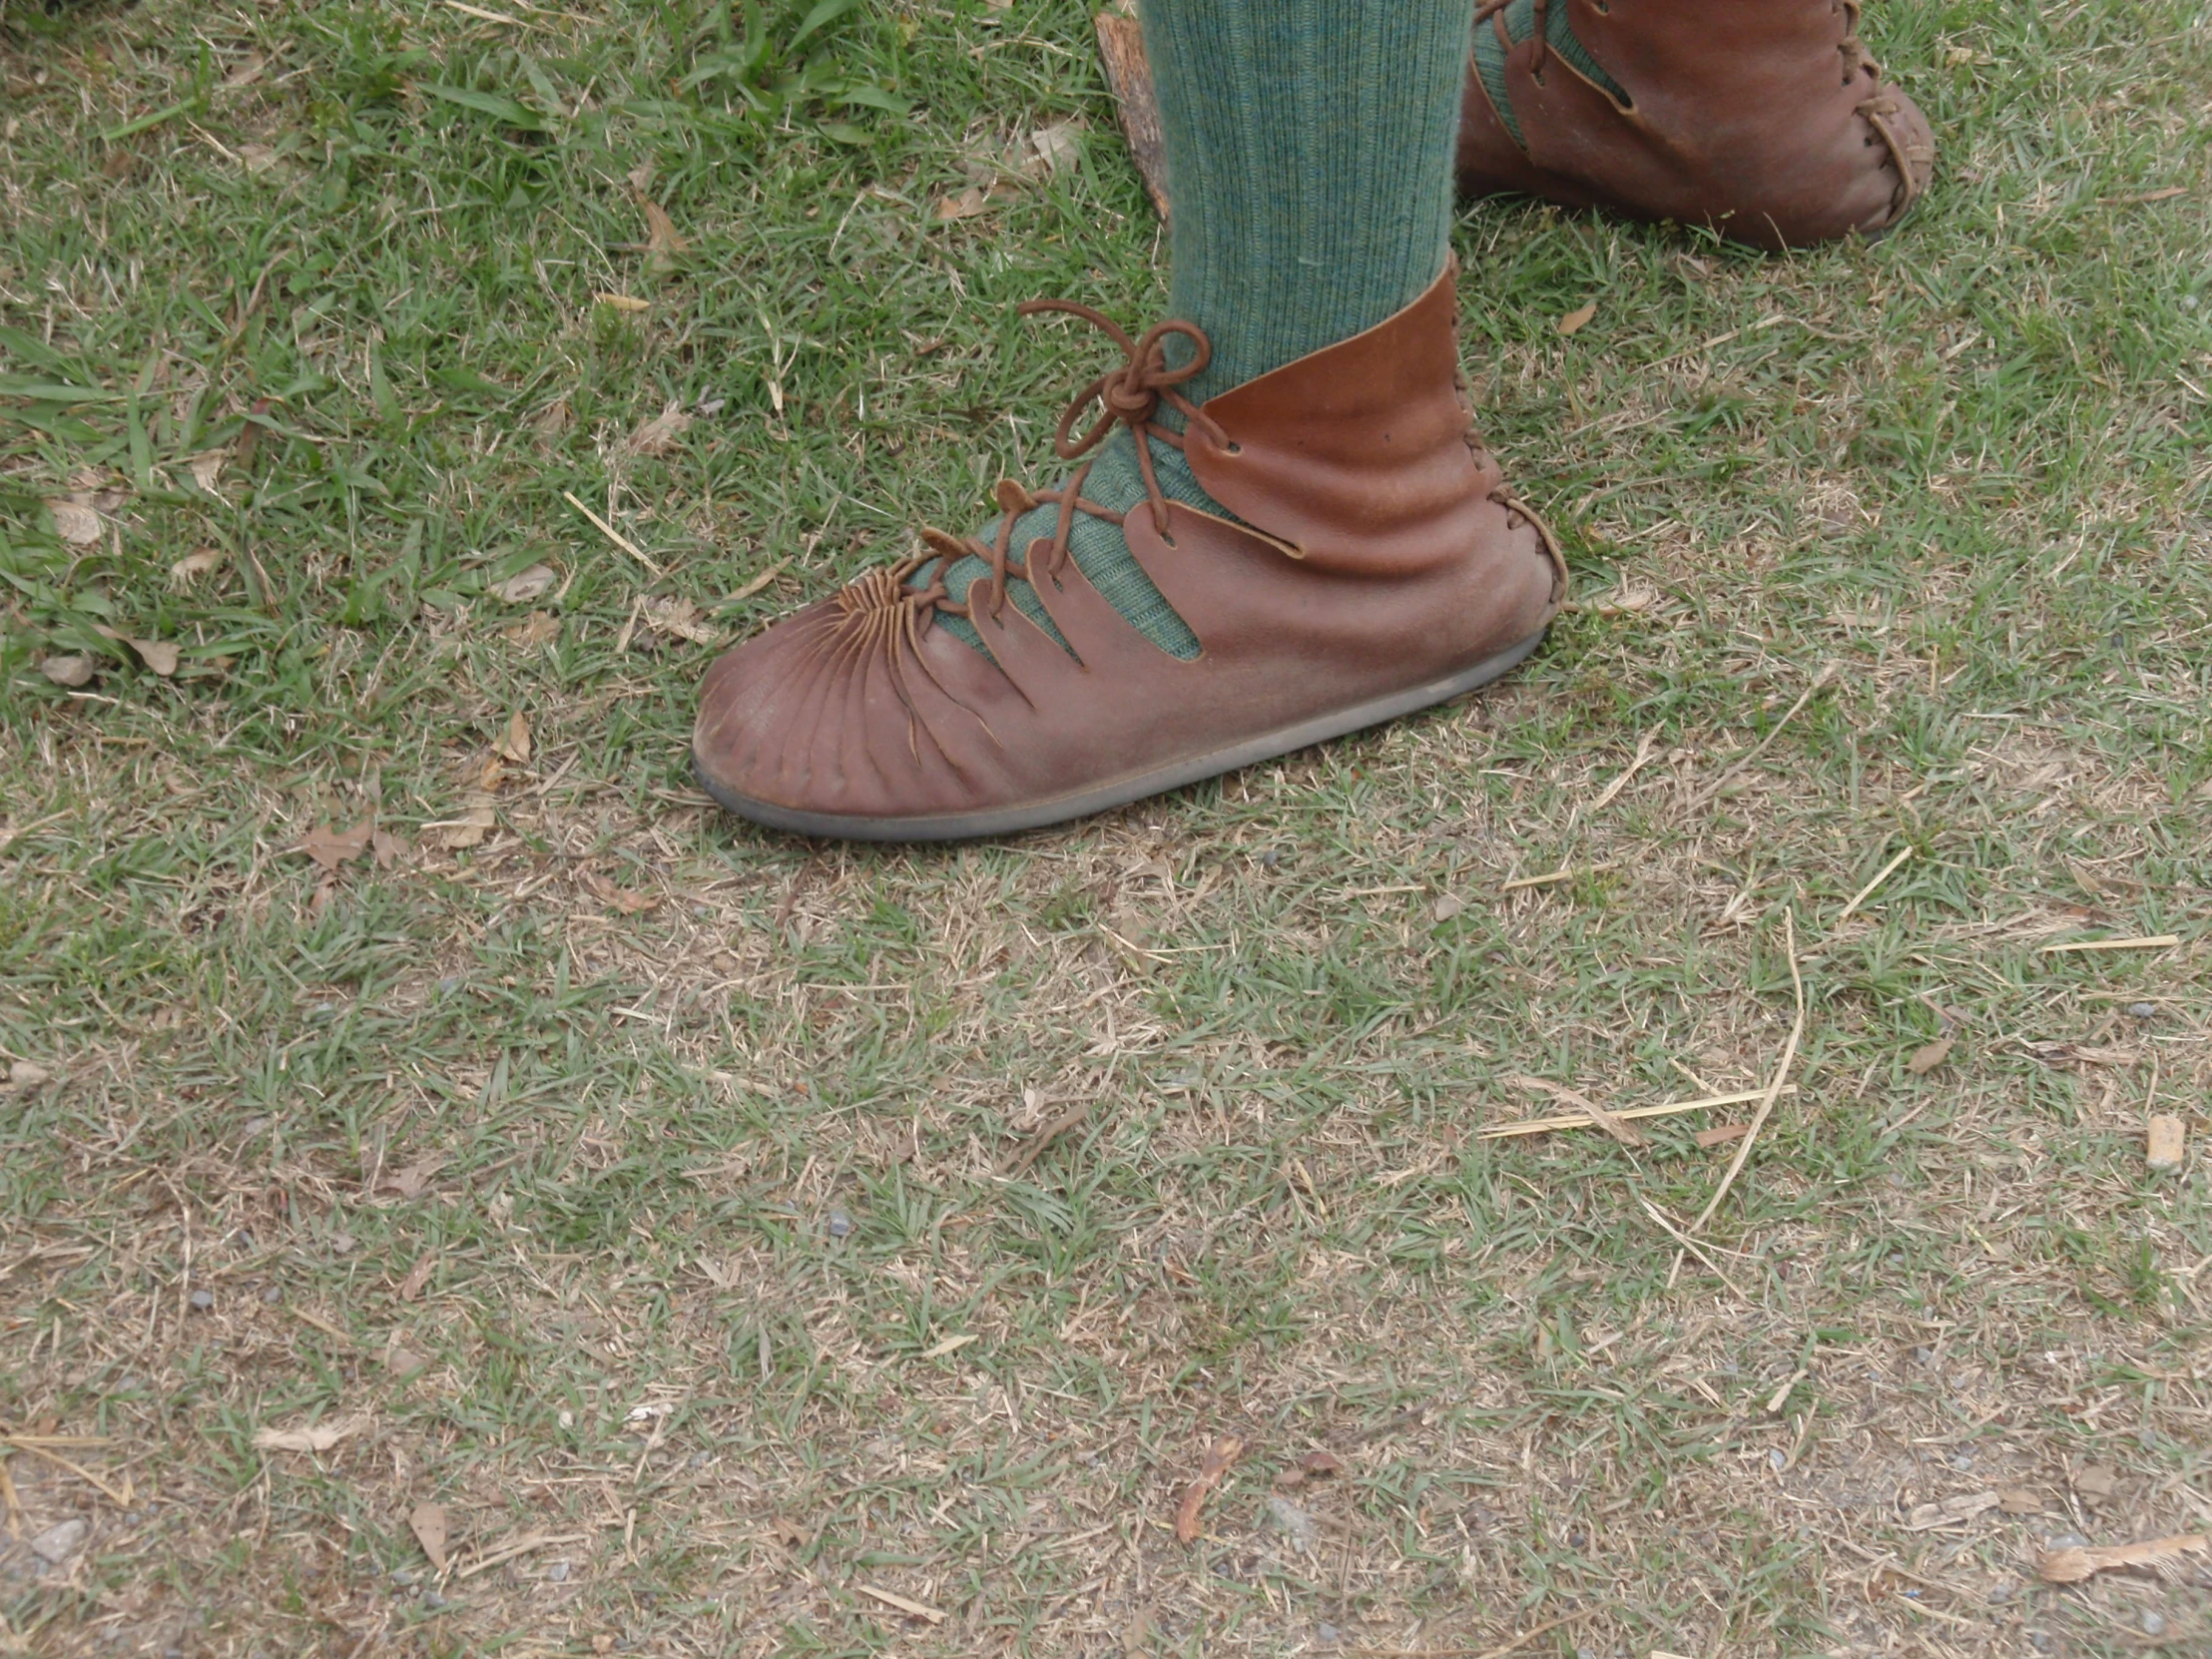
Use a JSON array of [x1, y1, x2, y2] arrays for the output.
[[1, 1, 2210, 1655]]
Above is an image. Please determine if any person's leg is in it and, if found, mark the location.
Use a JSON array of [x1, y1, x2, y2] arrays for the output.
[[694, 0, 1562, 841], [931, 0, 1468, 662]]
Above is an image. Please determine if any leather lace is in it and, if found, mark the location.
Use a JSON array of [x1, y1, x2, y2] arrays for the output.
[[887, 302, 1229, 631]]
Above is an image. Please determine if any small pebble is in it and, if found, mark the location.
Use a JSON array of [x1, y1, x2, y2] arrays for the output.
[[422, 1590, 448, 1610], [1769, 1448, 1787, 1470], [548, 1559, 572, 1583], [189, 1288, 214, 1311], [391, 1567, 416, 1586], [2128, 1002, 2157, 1019], [29, 1518, 88, 1564], [2141, 1610, 2166, 1636], [262, 1286, 282, 1305], [827, 1207, 853, 1239], [1261, 849, 1280, 868], [2046, 1531, 2090, 1552], [1317, 1624, 1341, 1646]]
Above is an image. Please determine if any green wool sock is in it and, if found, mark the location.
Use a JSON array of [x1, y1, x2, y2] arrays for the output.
[[935, 0, 1469, 661]]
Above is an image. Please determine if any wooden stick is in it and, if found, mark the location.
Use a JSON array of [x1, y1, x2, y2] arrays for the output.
[[1094, 11, 1170, 220], [855, 1583, 946, 1623], [1836, 846, 1913, 923], [1476, 1085, 1793, 1140], [1500, 867, 1577, 893], [2038, 934, 2182, 954], [1693, 910, 1806, 1233], [562, 490, 666, 579]]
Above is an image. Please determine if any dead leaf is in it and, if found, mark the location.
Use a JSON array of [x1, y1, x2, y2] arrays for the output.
[[236, 142, 281, 175], [1273, 1449, 1346, 1488], [1002, 1102, 1091, 1175], [640, 199, 688, 270], [8, 1060, 52, 1089], [39, 655, 96, 688], [1904, 1491, 1999, 1530], [1431, 893, 1464, 922], [396, 1255, 436, 1303], [131, 638, 180, 677], [625, 403, 693, 455], [2074, 1463, 2119, 1501], [2147, 1115, 2185, 1171], [187, 449, 227, 493], [382, 1156, 447, 1200], [494, 711, 532, 765], [1174, 1434, 1245, 1543], [436, 801, 497, 850], [593, 292, 651, 312], [1121, 1604, 1154, 1658], [625, 158, 655, 195], [370, 829, 407, 869], [1026, 119, 1082, 177], [384, 1346, 429, 1380], [1997, 1489, 2045, 1515], [502, 610, 560, 647], [1694, 1123, 1750, 1149], [171, 546, 225, 587], [2035, 1534, 2206, 1583], [643, 595, 721, 646], [1907, 1037, 1953, 1076], [1595, 577, 1661, 615], [299, 821, 374, 874], [224, 52, 268, 88], [50, 499, 102, 544], [409, 1501, 449, 1571], [1556, 301, 1598, 336], [935, 186, 992, 221], [491, 563, 556, 604], [254, 1417, 366, 1454]]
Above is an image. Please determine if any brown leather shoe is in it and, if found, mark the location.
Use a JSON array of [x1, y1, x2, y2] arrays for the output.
[[1093, 3, 1934, 252], [693, 266, 1564, 841], [1458, 0, 1936, 249]]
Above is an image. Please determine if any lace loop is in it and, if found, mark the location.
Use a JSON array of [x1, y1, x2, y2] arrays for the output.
[[881, 298, 1220, 629]]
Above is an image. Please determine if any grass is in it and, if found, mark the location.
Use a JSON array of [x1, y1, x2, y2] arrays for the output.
[[1, 0, 2209, 1653]]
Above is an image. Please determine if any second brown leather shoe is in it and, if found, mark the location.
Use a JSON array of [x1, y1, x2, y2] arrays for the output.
[[1459, 0, 1936, 249], [694, 266, 1564, 842]]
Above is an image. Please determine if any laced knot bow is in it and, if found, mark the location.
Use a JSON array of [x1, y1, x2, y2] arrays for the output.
[[889, 299, 1226, 629]]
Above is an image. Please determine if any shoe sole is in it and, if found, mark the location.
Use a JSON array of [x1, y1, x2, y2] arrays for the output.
[[694, 625, 1549, 843]]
